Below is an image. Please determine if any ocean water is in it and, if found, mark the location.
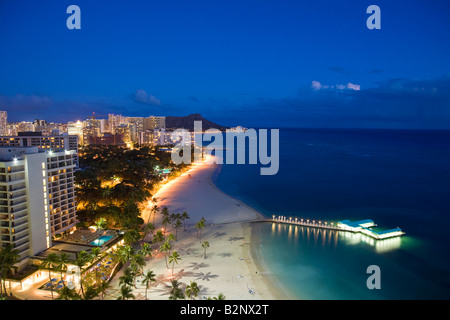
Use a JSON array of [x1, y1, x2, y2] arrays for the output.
[[212, 128, 450, 299]]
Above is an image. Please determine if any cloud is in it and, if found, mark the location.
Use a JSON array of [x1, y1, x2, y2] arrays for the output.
[[311, 81, 360, 91], [311, 81, 323, 90], [131, 89, 161, 106], [219, 75, 450, 129], [347, 83, 360, 91]]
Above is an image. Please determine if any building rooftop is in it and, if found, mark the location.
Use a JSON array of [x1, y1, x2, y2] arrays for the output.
[[0, 146, 41, 161], [338, 219, 375, 228]]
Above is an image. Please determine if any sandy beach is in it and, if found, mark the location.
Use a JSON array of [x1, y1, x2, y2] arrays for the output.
[[107, 160, 290, 300]]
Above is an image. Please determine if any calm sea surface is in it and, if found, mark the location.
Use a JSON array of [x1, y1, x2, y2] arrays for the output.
[[212, 128, 450, 299]]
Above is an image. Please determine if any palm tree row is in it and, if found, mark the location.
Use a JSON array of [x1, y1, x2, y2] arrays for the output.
[[195, 217, 206, 241], [160, 207, 191, 240], [115, 239, 158, 300], [0, 245, 19, 298], [40, 246, 114, 300]]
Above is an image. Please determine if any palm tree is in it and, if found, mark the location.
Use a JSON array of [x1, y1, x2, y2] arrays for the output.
[[166, 233, 176, 250], [130, 254, 145, 284], [95, 217, 107, 231], [160, 206, 169, 220], [142, 270, 156, 300], [57, 253, 70, 287], [169, 279, 185, 300], [116, 245, 135, 265], [202, 241, 210, 259], [147, 197, 159, 225], [119, 268, 135, 288], [185, 281, 200, 300], [195, 219, 206, 241], [151, 204, 159, 225], [101, 186, 112, 202], [213, 293, 226, 300], [117, 285, 135, 300], [98, 280, 111, 300], [181, 211, 190, 231], [138, 243, 152, 261], [56, 286, 81, 300], [73, 251, 90, 299], [169, 213, 177, 228], [174, 218, 183, 241], [160, 241, 172, 269], [169, 251, 181, 276], [162, 214, 171, 237], [91, 247, 101, 261], [90, 247, 102, 281], [40, 253, 60, 300], [152, 230, 164, 245], [123, 229, 141, 246], [83, 285, 98, 300], [143, 223, 155, 242], [0, 245, 19, 298]]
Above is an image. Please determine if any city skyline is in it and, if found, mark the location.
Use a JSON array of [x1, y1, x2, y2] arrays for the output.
[[1, 0, 450, 128]]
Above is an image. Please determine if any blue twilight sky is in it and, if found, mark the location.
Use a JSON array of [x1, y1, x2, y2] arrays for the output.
[[0, 0, 450, 128]]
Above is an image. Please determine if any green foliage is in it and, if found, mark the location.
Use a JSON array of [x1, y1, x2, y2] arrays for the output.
[[56, 286, 82, 300], [76, 145, 188, 230], [169, 279, 185, 300], [185, 281, 200, 300], [169, 251, 181, 276], [0, 245, 20, 297], [202, 241, 210, 259]]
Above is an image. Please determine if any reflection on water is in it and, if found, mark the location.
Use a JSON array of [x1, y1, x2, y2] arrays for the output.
[[270, 222, 402, 253]]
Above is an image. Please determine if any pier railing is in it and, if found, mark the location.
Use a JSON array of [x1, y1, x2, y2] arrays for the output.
[[269, 215, 342, 231], [264, 215, 404, 240]]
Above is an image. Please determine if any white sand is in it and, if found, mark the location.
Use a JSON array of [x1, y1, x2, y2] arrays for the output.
[[107, 160, 289, 300]]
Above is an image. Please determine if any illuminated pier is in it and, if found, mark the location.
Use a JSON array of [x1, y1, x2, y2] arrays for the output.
[[269, 215, 405, 240]]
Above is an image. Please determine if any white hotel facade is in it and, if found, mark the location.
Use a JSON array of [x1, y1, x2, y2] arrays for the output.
[[0, 146, 77, 261]]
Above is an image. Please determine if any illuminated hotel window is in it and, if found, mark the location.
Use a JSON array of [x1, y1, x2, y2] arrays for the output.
[[42, 171, 45, 177], [42, 162, 45, 169], [43, 179, 46, 186]]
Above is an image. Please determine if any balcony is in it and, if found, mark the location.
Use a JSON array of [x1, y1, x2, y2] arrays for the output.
[[9, 183, 26, 192], [10, 190, 27, 199], [10, 197, 27, 207], [13, 232, 30, 243], [11, 207, 27, 216], [10, 204, 27, 213]]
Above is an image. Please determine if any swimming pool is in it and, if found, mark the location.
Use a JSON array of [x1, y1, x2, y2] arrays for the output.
[[90, 235, 113, 246]]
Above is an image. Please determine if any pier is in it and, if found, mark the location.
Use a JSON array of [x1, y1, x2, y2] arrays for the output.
[[264, 215, 405, 240]]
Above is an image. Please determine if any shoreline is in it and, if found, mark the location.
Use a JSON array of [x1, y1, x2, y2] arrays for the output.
[[122, 160, 293, 300]]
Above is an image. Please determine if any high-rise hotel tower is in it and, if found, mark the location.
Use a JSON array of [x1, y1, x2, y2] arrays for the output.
[[0, 147, 77, 260]]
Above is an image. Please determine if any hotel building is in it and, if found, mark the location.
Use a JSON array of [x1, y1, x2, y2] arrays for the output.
[[143, 116, 165, 131], [0, 147, 77, 261], [0, 111, 7, 136], [0, 132, 79, 166]]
